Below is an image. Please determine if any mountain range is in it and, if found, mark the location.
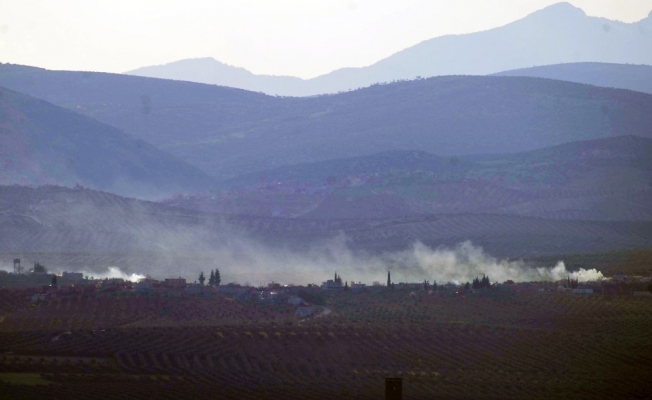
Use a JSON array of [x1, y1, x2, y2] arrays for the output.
[[125, 3, 652, 96], [1, 64, 652, 181]]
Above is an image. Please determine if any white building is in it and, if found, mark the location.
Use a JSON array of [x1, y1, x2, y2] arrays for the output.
[[321, 280, 343, 290]]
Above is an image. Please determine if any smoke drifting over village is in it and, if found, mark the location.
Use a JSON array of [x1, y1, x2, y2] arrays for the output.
[[64, 236, 602, 286], [79, 267, 146, 283]]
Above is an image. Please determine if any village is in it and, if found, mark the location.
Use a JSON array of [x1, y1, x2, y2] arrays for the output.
[[2, 258, 651, 321]]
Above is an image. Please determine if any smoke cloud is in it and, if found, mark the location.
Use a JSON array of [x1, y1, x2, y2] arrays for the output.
[[0, 186, 605, 286], [76, 267, 145, 282], [157, 237, 603, 286]]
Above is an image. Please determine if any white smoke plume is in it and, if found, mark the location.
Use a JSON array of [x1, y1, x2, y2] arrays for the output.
[[0, 240, 604, 285], [76, 267, 145, 282], [175, 238, 603, 286]]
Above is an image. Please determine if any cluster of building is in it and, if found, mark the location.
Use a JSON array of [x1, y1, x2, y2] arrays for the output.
[[7, 257, 651, 307], [132, 277, 210, 294]]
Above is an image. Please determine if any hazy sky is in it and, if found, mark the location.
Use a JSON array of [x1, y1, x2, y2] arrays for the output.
[[1, 0, 651, 78]]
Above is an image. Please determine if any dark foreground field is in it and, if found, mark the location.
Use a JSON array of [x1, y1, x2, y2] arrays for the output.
[[0, 281, 651, 400]]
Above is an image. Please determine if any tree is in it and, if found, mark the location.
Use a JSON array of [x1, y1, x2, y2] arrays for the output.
[[423, 280, 429, 291], [344, 281, 349, 291], [33, 262, 47, 274], [214, 268, 221, 286], [472, 275, 491, 289], [198, 272, 205, 286], [51, 275, 57, 287], [432, 281, 438, 291], [472, 277, 480, 289], [209, 270, 215, 286], [387, 271, 391, 287], [464, 282, 471, 291]]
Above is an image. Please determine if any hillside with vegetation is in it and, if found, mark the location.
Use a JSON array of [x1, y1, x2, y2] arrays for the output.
[[2, 64, 652, 180], [2, 185, 652, 281], [164, 136, 652, 221], [0, 87, 216, 198]]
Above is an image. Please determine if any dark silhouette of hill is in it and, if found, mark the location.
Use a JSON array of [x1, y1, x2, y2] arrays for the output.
[[495, 63, 652, 94], [165, 136, 652, 221], [0, 87, 216, 198], [2, 64, 652, 181], [125, 3, 652, 96], [2, 185, 652, 269]]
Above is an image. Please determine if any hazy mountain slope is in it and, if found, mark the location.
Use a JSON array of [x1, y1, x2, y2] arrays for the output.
[[0, 63, 276, 146], [2, 186, 652, 271], [495, 63, 652, 94], [164, 136, 652, 221], [127, 57, 307, 95], [219, 150, 475, 188], [2, 64, 652, 180], [0, 87, 216, 197], [125, 3, 652, 96]]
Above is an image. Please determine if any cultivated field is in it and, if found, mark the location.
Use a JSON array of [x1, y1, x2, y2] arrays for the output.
[[0, 281, 650, 399]]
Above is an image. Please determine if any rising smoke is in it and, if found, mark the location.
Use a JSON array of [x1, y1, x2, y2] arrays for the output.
[[76, 267, 145, 283], [103, 237, 602, 286], [0, 186, 605, 286]]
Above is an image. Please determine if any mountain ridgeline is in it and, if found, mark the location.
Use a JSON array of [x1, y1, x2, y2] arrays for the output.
[[1, 64, 652, 181], [125, 3, 652, 96], [495, 63, 652, 95]]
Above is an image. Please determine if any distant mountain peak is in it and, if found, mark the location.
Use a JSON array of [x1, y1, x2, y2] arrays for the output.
[[130, 56, 249, 72], [529, 2, 586, 18]]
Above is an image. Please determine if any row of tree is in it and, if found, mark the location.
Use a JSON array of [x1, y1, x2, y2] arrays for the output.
[[463, 275, 492, 290], [198, 269, 221, 286]]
